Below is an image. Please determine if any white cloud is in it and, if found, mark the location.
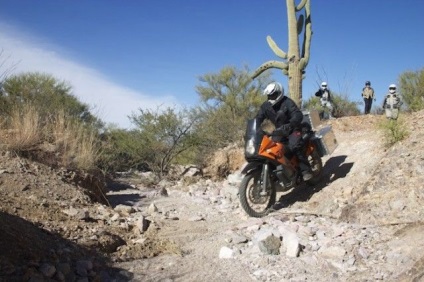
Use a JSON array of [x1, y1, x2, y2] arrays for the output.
[[0, 22, 178, 129]]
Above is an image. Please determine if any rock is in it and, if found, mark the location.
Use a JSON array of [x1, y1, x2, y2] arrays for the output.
[[39, 263, 56, 278], [135, 215, 150, 233], [148, 203, 158, 214], [318, 246, 347, 261], [258, 235, 281, 255], [114, 204, 135, 214], [219, 246, 234, 259]]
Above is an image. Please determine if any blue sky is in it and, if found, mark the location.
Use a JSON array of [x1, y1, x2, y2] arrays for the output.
[[0, 0, 423, 128]]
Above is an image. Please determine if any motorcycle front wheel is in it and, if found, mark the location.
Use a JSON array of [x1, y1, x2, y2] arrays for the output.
[[239, 168, 276, 218]]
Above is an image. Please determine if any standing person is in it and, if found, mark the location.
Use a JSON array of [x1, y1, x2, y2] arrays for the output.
[[361, 81, 375, 114], [382, 84, 403, 120], [315, 82, 334, 119], [256, 82, 313, 181]]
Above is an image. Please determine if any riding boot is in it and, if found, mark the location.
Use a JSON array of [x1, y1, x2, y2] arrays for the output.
[[295, 150, 313, 181]]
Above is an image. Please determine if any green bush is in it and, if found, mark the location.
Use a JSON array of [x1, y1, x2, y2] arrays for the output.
[[377, 117, 409, 147], [96, 128, 145, 173], [303, 93, 360, 118], [1, 72, 102, 127], [398, 68, 424, 112]]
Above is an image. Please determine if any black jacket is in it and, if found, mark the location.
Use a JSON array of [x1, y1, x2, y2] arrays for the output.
[[315, 88, 332, 102], [256, 96, 303, 135]]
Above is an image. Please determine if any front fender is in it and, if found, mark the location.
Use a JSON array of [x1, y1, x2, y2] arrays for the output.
[[241, 161, 262, 175]]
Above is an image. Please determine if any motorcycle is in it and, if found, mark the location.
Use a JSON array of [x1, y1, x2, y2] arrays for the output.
[[239, 118, 324, 218]]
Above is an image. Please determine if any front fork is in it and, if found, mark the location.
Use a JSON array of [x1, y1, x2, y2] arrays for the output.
[[260, 163, 270, 196]]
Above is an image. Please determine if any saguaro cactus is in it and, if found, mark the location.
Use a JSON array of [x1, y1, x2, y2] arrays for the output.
[[252, 0, 312, 108]]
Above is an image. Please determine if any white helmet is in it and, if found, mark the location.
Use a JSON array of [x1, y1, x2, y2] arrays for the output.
[[264, 82, 284, 105], [321, 81, 327, 90], [389, 84, 396, 94]]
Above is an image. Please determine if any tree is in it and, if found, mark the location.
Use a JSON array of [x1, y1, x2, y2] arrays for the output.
[[128, 106, 201, 176], [97, 128, 149, 173], [195, 66, 272, 149], [251, 0, 312, 108], [398, 68, 424, 112]]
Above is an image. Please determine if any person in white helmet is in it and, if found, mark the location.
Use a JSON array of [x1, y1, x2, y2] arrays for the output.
[[382, 84, 403, 120], [315, 82, 335, 119], [256, 82, 313, 181]]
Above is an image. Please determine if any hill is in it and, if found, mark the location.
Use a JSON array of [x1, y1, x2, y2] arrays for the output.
[[1, 111, 424, 281]]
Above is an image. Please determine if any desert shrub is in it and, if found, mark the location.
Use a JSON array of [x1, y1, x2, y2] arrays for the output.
[[398, 68, 424, 112], [303, 92, 360, 118], [0, 72, 102, 127], [0, 73, 102, 170], [99, 106, 202, 176], [97, 128, 150, 174], [377, 117, 409, 147]]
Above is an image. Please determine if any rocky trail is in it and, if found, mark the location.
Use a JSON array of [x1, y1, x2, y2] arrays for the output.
[[1, 112, 424, 281], [112, 113, 424, 281]]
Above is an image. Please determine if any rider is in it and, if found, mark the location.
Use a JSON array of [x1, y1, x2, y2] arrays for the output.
[[382, 84, 403, 120], [315, 82, 334, 119], [256, 82, 313, 181], [361, 81, 375, 114]]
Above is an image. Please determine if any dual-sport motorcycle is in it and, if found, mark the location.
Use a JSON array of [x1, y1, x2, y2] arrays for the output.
[[239, 118, 324, 218]]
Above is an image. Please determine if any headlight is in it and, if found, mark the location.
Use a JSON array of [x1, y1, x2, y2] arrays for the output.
[[245, 140, 256, 155]]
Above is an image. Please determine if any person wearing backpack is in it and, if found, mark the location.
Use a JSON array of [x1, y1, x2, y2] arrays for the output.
[[361, 81, 375, 114], [382, 84, 403, 120]]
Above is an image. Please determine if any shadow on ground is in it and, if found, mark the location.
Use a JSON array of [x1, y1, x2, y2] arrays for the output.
[[0, 211, 132, 281], [270, 155, 353, 210], [106, 179, 162, 209]]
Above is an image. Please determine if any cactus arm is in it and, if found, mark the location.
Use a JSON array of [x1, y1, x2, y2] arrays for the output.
[[251, 60, 288, 79], [299, 1, 312, 69], [295, 0, 307, 11], [266, 35, 287, 59]]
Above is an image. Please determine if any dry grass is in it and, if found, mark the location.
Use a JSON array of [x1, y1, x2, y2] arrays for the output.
[[49, 110, 100, 170], [0, 104, 41, 151], [0, 105, 100, 170]]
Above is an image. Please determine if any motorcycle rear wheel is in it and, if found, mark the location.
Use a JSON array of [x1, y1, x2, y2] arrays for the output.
[[306, 150, 323, 185], [239, 169, 276, 218]]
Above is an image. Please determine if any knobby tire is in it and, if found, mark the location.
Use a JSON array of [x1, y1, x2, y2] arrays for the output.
[[239, 169, 276, 218]]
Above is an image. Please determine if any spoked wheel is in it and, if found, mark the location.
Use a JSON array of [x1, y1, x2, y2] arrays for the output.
[[306, 150, 323, 185], [239, 169, 276, 218]]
